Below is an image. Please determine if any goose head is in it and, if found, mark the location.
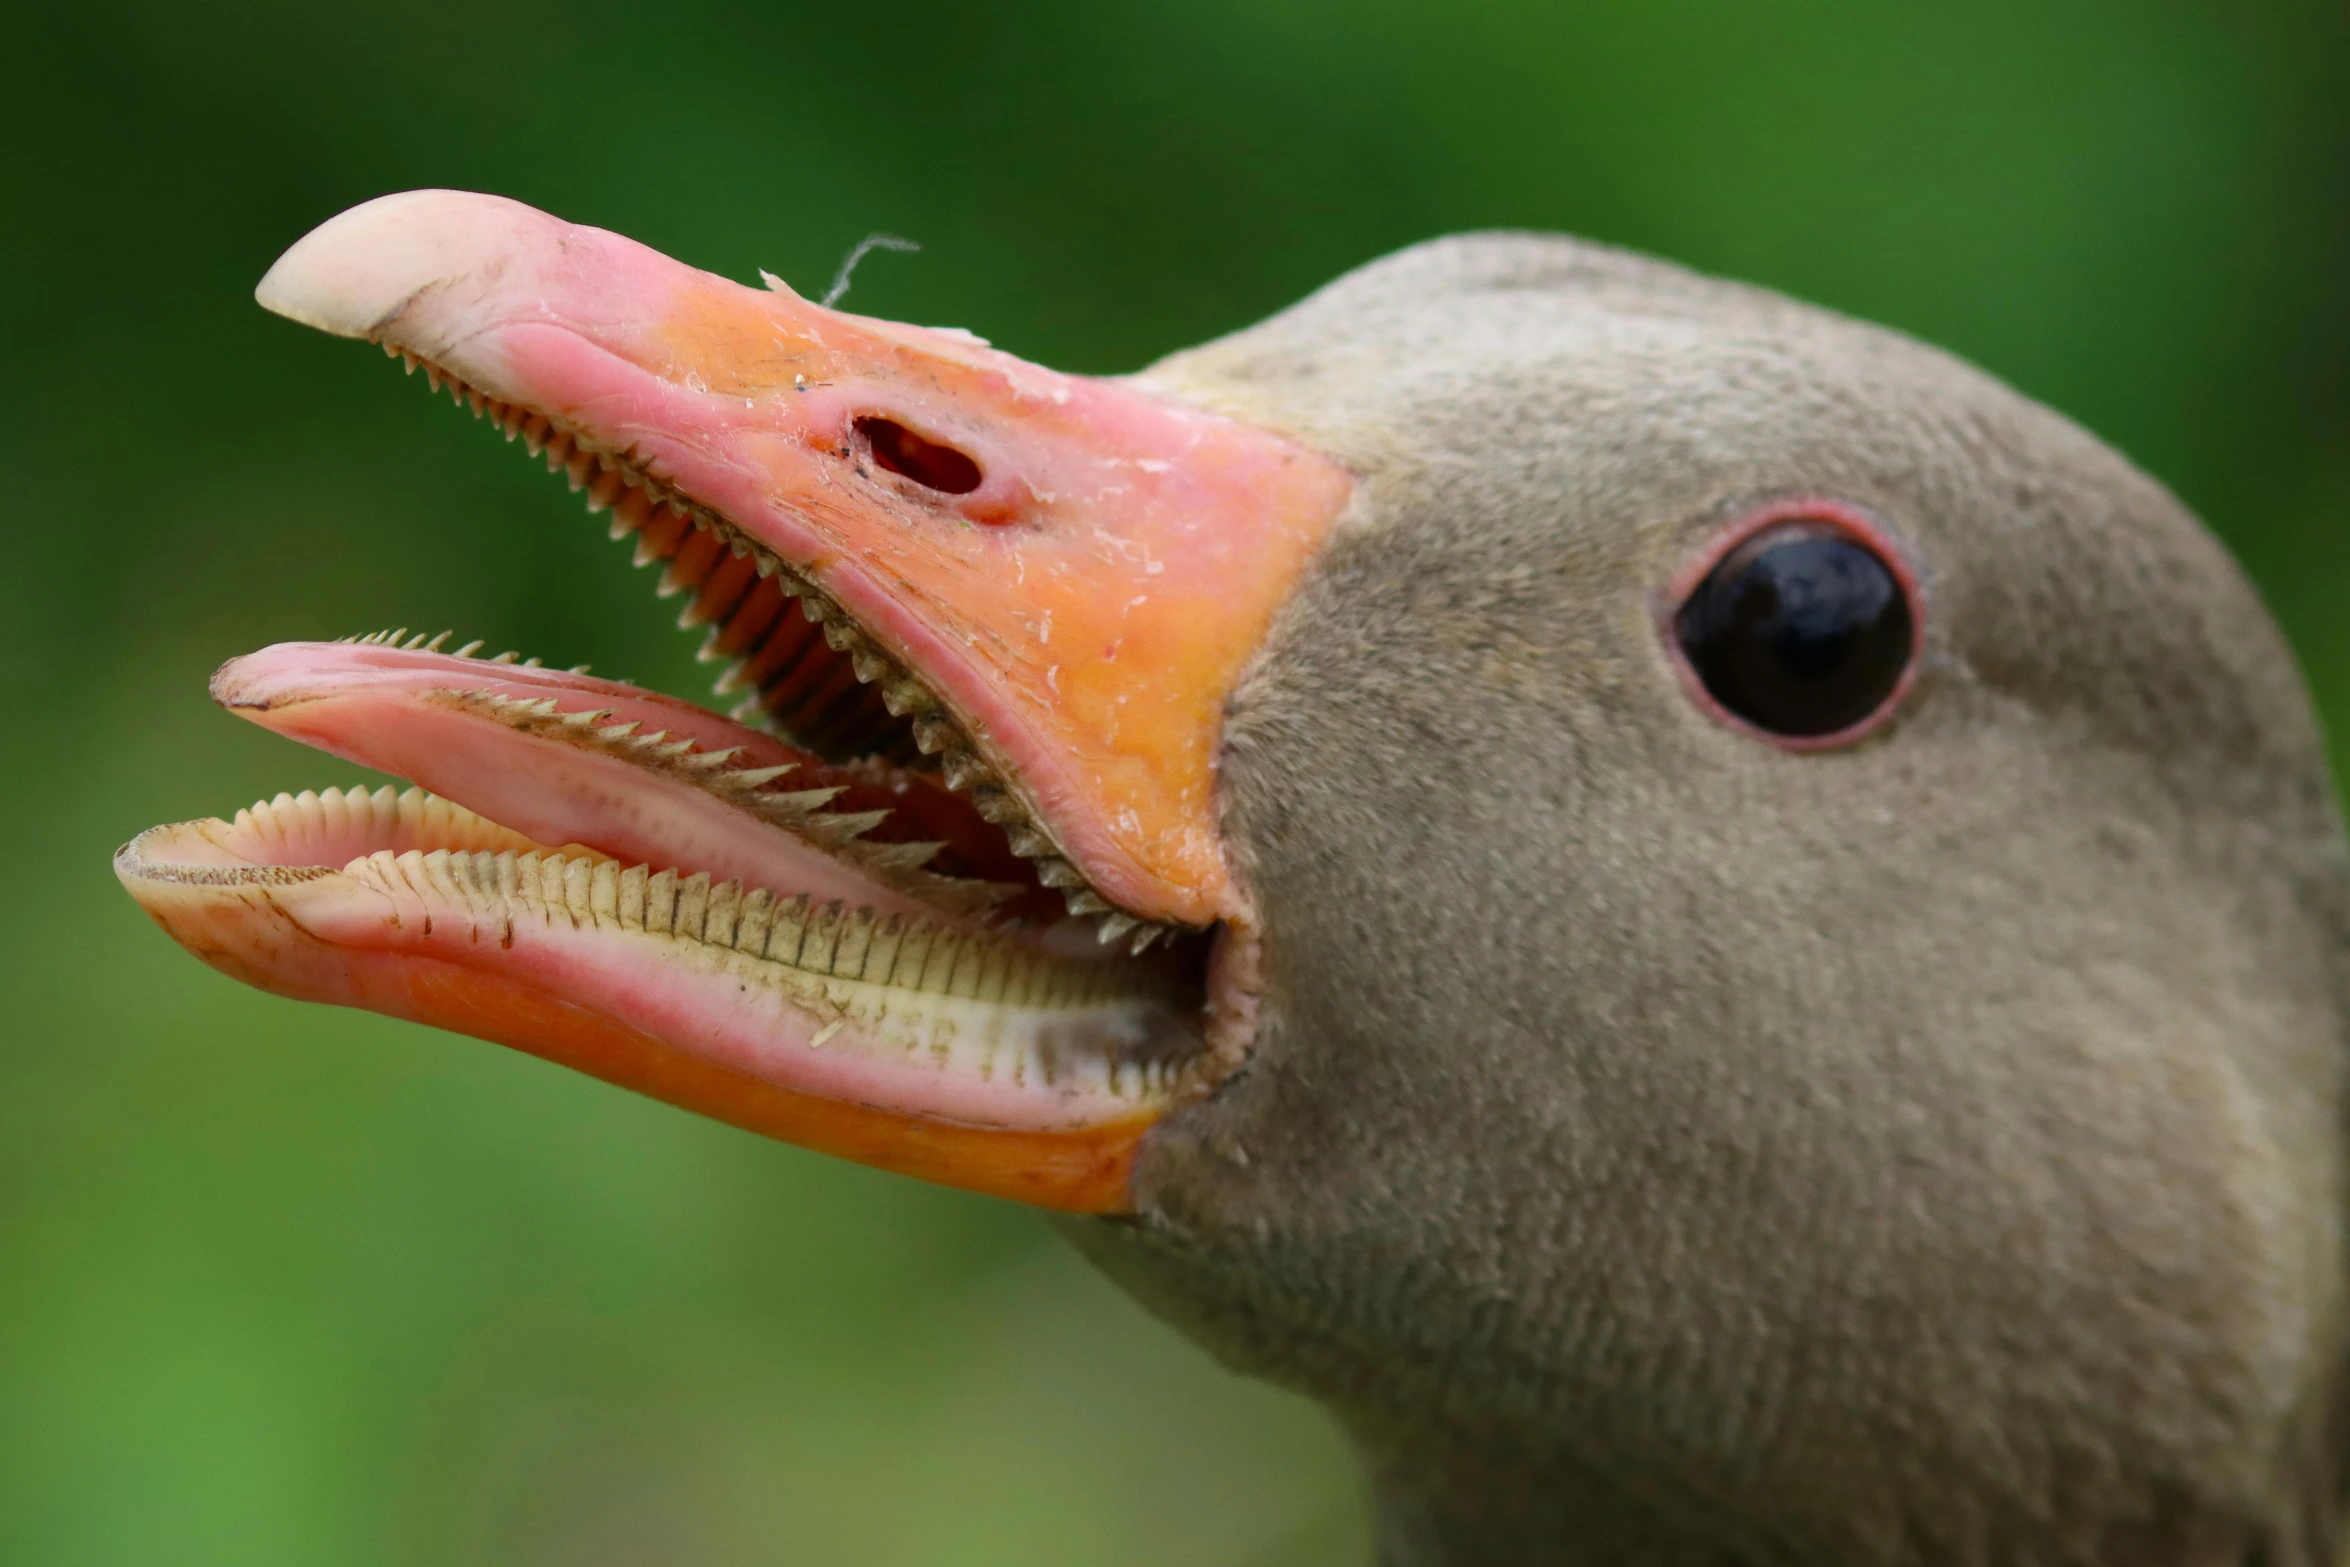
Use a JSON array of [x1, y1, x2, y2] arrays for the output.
[[1097, 234, 2350, 1564], [118, 194, 2350, 1565]]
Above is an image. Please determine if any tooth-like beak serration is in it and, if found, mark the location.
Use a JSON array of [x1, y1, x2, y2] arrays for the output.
[[398, 352, 1182, 950]]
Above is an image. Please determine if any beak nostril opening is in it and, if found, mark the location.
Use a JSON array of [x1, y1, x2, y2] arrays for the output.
[[854, 416, 983, 497]]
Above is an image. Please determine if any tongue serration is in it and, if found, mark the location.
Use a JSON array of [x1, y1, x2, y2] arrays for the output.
[[212, 640, 1019, 925]]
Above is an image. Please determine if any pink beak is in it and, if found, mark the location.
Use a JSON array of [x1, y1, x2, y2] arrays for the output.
[[115, 192, 1353, 1212]]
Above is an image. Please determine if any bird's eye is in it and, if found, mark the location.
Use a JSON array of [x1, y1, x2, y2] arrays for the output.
[[1671, 515, 1918, 743]]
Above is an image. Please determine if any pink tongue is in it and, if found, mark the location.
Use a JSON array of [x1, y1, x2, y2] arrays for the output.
[[212, 641, 995, 923]]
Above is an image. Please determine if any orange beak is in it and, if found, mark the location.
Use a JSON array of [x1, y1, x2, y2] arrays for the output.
[[115, 191, 1352, 1212], [256, 190, 1354, 927]]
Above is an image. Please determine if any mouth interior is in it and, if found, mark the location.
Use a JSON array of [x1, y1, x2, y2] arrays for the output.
[[412, 346, 1188, 955], [123, 345, 1222, 1144], [133, 780, 1205, 1113]]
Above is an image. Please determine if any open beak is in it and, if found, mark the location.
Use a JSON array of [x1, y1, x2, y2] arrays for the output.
[[115, 190, 1352, 1212]]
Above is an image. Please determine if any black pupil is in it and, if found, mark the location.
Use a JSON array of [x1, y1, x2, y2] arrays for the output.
[[1674, 523, 1913, 738]]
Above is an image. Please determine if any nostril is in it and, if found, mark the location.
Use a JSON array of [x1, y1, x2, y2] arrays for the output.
[[854, 416, 983, 496]]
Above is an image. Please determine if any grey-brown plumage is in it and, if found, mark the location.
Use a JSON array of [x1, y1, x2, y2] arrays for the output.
[[1071, 235, 2350, 1565]]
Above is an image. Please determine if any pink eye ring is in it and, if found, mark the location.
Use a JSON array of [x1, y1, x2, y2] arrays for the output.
[[1664, 499, 1924, 750]]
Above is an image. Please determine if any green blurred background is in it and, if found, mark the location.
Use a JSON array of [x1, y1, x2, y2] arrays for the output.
[[4, 2, 2345, 1562]]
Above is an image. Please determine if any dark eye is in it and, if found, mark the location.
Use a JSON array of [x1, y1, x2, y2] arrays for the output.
[[1673, 520, 1916, 740]]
